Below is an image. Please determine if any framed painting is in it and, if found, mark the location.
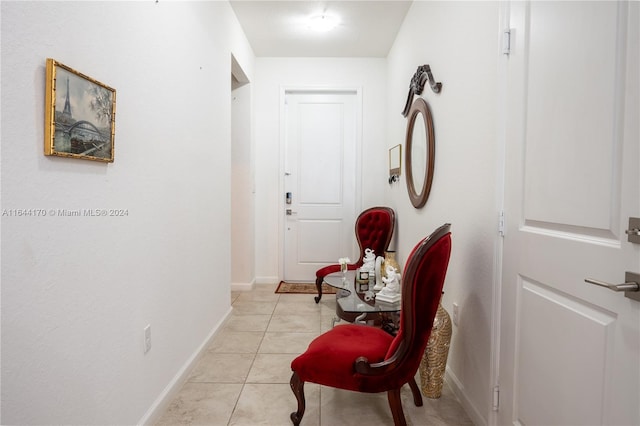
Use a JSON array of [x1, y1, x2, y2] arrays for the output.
[[388, 143, 402, 183], [389, 144, 402, 176], [44, 58, 116, 162]]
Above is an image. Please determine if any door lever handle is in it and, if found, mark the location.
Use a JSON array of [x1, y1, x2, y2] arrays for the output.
[[585, 272, 640, 302], [584, 278, 639, 292]]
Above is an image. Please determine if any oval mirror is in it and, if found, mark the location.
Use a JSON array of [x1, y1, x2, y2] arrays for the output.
[[405, 98, 435, 209]]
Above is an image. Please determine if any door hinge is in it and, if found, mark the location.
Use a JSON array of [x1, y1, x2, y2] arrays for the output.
[[492, 385, 500, 411], [499, 210, 505, 237], [502, 29, 512, 55]]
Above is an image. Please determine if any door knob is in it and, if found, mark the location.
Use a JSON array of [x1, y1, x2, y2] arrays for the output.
[[584, 278, 639, 292], [585, 272, 640, 302]]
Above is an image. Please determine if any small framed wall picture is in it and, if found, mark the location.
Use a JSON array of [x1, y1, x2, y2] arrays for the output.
[[44, 58, 116, 162], [389, 144, 402, 176]]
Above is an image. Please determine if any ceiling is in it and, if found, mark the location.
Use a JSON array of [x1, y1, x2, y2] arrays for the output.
[[229, 1, 413, 57]]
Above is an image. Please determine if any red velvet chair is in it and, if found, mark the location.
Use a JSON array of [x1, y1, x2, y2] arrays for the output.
[[290, 223, 452, 426], [314, 206, 395, 303]]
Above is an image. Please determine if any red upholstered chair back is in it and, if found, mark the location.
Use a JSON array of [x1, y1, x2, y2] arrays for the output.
[[381, 224, 452, 382], [354, 207, 396, 265], [292, 224, 452, 425], [314, 206, 395, 303]]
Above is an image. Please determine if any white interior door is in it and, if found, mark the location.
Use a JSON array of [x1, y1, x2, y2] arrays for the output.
[[283, 91, 358, 282], [499, 2, 639, 425]]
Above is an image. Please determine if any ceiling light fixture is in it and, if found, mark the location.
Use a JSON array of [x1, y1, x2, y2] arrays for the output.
[[307, 14, 339, 32]]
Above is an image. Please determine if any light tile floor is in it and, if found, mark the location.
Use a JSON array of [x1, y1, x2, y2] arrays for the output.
[[156, 283, 473, 425]]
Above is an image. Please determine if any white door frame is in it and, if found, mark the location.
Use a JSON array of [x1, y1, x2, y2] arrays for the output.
[[486, 4, 511, 425], [493, 2, 639, 425], [278, 86, 363, 282]]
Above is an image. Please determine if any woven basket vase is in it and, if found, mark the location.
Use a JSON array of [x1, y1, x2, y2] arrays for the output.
[[419, 303, 452, 398]]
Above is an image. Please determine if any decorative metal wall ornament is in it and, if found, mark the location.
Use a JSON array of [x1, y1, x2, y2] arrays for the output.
[[401, 64, 442, 117]]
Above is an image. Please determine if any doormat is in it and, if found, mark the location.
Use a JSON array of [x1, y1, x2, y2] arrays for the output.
[[275, 281, 337, 295]]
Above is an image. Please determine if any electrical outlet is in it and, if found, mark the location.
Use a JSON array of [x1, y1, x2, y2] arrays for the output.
[[144, 324, 152, 354], [452, 303, 459, 326]]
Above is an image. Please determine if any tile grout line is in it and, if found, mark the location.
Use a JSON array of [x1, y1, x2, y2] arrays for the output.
[[227, 293, 278, 425]]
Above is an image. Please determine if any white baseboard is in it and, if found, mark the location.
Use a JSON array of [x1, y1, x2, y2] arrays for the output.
[[231, 279, 255, 292], [255, 276, 279, 285], [445, 366, 487, 426], [137, 307, 233, 425]]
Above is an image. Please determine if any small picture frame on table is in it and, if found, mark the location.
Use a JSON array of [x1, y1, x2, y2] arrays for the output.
[[356, 271, 370, 292]]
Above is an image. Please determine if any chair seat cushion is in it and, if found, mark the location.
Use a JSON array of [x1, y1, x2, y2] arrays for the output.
[[291, 324, 394, 392]]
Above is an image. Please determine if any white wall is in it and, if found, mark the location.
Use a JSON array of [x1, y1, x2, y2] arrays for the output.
[[386, 2, 501, 424], [0, 1, 254, 424], [253, 58, 388, 283], [231, 82, 255, 289]]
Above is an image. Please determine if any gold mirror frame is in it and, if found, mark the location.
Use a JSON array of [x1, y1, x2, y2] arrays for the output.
[[405, 98, 435, 209]]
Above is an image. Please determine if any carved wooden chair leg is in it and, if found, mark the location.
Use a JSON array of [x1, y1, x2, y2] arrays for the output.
[[408, 377, 423, 406], [314, 276, 324, 303], [290, 372, 306, 425], [387, 388, 407, 426]]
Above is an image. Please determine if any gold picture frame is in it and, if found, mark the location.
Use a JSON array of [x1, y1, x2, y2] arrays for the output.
[[389, 144, 402, 175], [45, 58, 116, 162], [389, 144, 402, 182]]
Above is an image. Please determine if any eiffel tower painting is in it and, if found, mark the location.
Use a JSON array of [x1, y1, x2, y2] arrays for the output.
[[44, 58, 116, 163], [62, 76, 72, 118]]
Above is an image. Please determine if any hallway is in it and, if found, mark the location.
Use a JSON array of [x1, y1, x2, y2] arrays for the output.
[[156, 284, 472, 425]]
